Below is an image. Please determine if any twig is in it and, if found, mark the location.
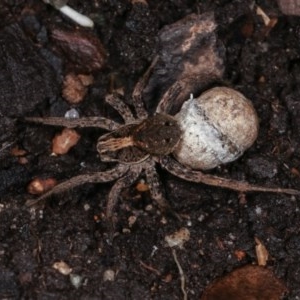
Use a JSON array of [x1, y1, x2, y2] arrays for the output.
[[172, 249, 187, 300], [139, 260, 161, 276]]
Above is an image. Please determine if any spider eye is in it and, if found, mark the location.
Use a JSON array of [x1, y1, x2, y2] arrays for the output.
[[164, 121, 173, 126]]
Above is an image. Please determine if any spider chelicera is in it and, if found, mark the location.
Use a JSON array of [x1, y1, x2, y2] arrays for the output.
[[25, 60, 299, 221]]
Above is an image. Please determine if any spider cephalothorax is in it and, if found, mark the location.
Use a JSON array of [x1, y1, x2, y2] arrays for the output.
[[98, 113, 181, 159]]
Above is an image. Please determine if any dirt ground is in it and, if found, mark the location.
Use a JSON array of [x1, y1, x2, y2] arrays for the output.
[[1, 0, 300, 299]]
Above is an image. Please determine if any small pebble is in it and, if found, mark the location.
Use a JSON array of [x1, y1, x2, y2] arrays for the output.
[[52, 261, 72, 275], [128, 215, 137, 227], [255, 206, 262, 215], [52, 128, 81, 155], [62, 73, 88, 104], [103, 269, 115, 282], [198, 214, 205, 222], [145, 204, 153, 211], [27, 178, 57, 195], [65, 108, 79, 119], [83, 203, 90, 211], [70, 274, 83, 289], [165, 228, 190, 249]]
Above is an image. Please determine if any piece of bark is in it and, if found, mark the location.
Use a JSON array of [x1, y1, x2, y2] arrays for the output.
[[51, 27, 106, 73], [143, 12, 225, 114]]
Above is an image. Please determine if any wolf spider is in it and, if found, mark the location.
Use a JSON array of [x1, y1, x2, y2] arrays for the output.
[[25, 62, 299, 220]]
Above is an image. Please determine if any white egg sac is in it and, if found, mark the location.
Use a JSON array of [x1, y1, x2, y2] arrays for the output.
[[173, 87, 259, 170]]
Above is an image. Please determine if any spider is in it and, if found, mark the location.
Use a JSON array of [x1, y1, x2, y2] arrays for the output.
[[25, 60, 299, 221]]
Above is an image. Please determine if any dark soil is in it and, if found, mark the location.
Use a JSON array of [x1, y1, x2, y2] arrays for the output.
[[1, 0, 300, 299]]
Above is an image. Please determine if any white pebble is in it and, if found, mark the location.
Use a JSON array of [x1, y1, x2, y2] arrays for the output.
[[83, 203, 90, 211], [70, 274, 83, 289], [65, 108, 79, 119], [255, 206, 262, 215]]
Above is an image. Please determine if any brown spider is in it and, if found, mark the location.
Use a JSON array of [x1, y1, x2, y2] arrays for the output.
[[25, 62, 299, 220]]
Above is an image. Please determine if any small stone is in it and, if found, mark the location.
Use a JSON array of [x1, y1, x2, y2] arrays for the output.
[[52, 261, 72, 275], [65, 108, 80, 119], [52, 128, 81, 155], [70, 274, 83, 289], [128, 215, 137, 227], [103, 269, 115, 282], [145, 204, 153, 211], [83, 203, 90, 211], [62, 73, 92, 104], [27, 178, 57, 195], [136, 179, 149, 192], [165, 228, 190, 249]]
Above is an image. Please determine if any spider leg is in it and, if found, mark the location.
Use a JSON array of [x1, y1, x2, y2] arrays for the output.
[[132, 56, 159, 119], [25, 117, 121, 131], [144, 160, 181, 220], [106, 165, 142, 219], [160, 156, 300, 195], [105, 94, 136, 123], [155, 81, 184, 114], [25, 164, 129, 207]]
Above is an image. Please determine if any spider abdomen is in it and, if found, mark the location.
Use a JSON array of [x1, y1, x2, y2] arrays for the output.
[[173, 87, 259, 170]]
